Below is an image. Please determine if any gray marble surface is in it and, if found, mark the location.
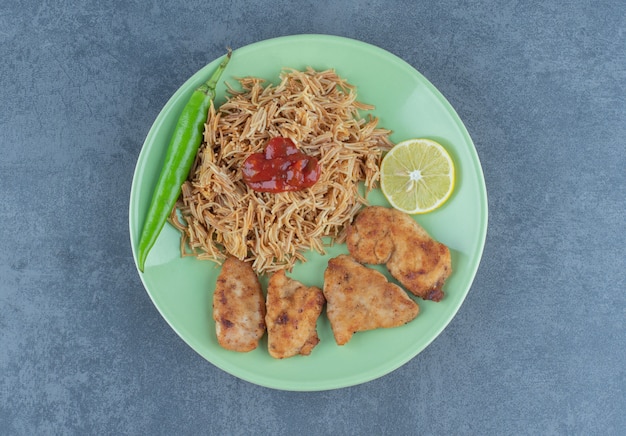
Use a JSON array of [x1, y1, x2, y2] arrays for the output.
[[1, 0, 624, 434]]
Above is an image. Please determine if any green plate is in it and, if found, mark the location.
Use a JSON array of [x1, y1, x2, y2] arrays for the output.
[[129, 34, 488, 391]]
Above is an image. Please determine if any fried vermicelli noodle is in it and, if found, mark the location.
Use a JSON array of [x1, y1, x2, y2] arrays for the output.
[[172, 68, 393, 273]]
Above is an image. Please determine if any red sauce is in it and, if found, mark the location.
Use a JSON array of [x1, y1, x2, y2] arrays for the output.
[[242, 137, 321, 193]]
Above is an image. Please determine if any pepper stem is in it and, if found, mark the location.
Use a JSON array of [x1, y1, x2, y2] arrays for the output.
[[196, 48, 232, 95]]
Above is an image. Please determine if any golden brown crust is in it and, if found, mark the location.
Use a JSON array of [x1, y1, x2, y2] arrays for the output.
[[265, 270, 325, 358], [212, 257, 266, 352], [323, 255, 419, 345], [346, 206, 451, 301]]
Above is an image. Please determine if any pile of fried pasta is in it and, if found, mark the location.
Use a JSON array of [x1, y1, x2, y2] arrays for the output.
[[172, 68, 393, 273]]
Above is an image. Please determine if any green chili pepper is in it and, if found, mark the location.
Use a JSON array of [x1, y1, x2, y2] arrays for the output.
[[137, 50, 232, 272]]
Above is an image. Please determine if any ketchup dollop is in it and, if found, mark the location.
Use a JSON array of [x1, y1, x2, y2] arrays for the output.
[[242, 137, 321, 193]]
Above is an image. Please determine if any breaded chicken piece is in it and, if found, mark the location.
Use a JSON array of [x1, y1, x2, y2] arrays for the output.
[[265, 270, 325, 358], [346, 206, 451, 302], [213, 257, 266, 352], [323, 255, 419, 345]]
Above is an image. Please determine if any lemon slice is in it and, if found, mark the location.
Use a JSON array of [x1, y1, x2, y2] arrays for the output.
[[380, 138, 455, 214]]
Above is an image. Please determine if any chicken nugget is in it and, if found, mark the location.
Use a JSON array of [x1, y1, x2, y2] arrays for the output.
[[213, 257, 266, 352], [346, 206, 451, 301], [323, 255, 419, 345], [265, 270, 325, 358]]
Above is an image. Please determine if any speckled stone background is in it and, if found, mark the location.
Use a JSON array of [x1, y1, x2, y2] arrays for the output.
[[1, 0, 624, 434]]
